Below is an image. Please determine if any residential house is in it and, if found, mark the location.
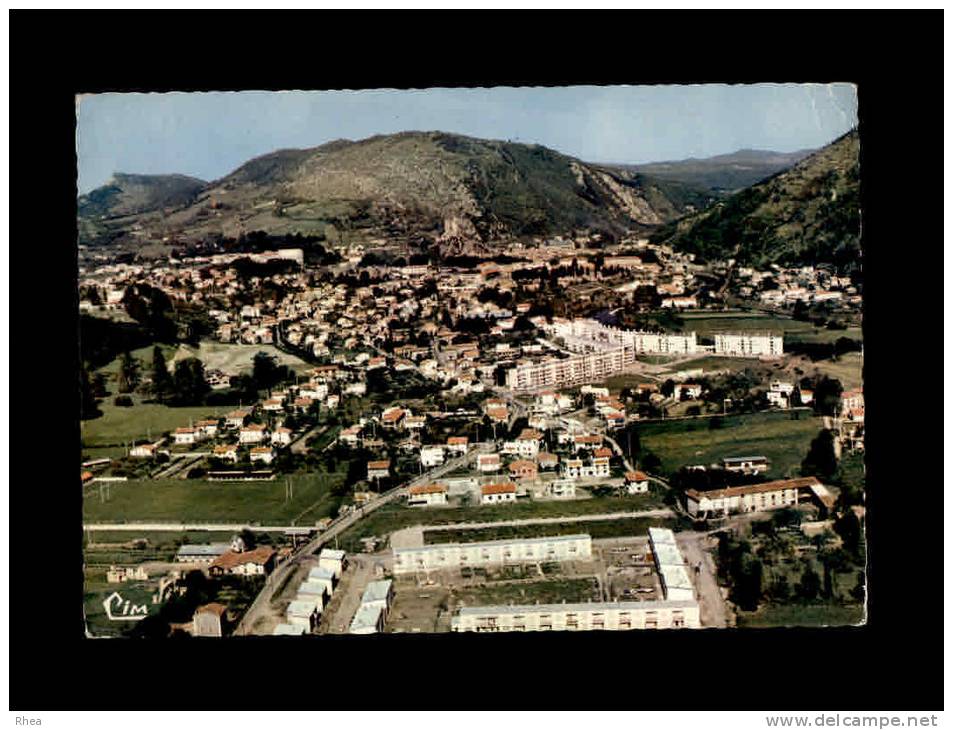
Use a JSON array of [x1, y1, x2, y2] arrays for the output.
[[129, 442, 159, 458], [477, 453, 501, 473], [367, 460, 391, 480], [193, 603, 227, 637], [514, 429, 543, 458], [339, 425, 363, 446], [212, 444, 238, 463], [195, 420, 219, 438], [250, 446, 276, 465], [536, 452, 559, 470], [548, 479, 576, 499], [381, 407, 406, 429], [174, 427, 198, 446], [239, 423, 268, 444], [420, 445, 445, 468], [209, 546, 276, 576], [674, 383, 702, 400], [481, 483, 518, 504], [508, 459, 538, 481], [225, 408, 252, 429], [408, 483, 450, 507], [625, 471, 650, 494], [271, 427, 293, 446], [446, 436, 469, 455], [721, 456, 769, 475]]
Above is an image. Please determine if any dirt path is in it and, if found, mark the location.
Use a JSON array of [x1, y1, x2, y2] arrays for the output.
[[678, 532, 731, 628]]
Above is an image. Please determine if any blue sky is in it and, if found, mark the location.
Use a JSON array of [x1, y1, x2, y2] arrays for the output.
[[76, 84, 858, 194]]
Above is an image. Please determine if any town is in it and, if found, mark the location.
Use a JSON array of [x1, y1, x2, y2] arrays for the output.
[[81, 229, 865, 637]]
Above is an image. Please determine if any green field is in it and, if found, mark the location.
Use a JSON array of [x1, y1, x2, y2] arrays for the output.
[[168, 341, 312, 374], [97, 341, 311, 377], [81, 398, 231, 449], [638, 410, 822, 477], [803, 351, 864, 390], [602, 373, 658, 390], [83, 529, 282, 566], [335, 493, 666, 552], [662, 356, 766, 373], [82, 472, 345, 525], [676, 311, 862, 344], [453, 577, 600, 606], [424, 516, 674, 545], [736, 602, 865, 628], [96, 343, 178, 375]]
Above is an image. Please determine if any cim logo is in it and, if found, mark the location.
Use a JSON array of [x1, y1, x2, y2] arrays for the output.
[[102, 591, 149, 621]]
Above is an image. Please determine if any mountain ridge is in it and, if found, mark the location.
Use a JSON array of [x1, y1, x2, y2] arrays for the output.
[[77, 131, 716, 251], [650, 129, 860, 272]]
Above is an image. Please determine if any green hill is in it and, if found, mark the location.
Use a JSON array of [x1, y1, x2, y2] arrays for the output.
[[617, 148, 814, 195], [651, 130, 860, 272], [77, 131, 714, 252]]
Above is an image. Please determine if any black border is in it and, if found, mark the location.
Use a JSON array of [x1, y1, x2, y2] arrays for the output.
[[10, 9, 944, 711]]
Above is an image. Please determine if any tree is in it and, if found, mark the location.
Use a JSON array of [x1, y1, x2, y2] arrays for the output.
[[79, 365, 101, 420], [813, 376, 843, 417], [641, 452, 662, 472], [833, 508, 863, 557], [117, 351, 141, 394], [252, 351, 280, 389], [801, 429, 838, 480], [172, 357, 209, 405], [237, 528, 256, 550], [660, 379, 675, 398], [797, 565, 821, 602], [151, 346, 173, 401], [850, 570, 866, 603], [769, 574, 791, 602], [122, 283, 177, 341], [730, 553, 764, 611]]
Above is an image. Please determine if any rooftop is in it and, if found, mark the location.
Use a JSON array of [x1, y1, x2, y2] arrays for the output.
[[685, 476, 822, 501], [361, 580, 393, 605], [349, 603, 384, 632], [176, 543, 230, 557], [394, 533, 590, 556], [648, 527, 677, 546], [482, 482, 518, 495], [455, 599, 699, 617]]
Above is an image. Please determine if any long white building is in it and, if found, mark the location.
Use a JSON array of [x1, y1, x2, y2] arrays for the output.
[[543, 318, 698, 356], [684, 476, 830, 517], [507, 318, 699, 391], [713, 332, 784, 357], [506, 348, 635, 391], [392, 534, 592, 575], [648, 527, 695, 601], [451, 599, 701, 632]]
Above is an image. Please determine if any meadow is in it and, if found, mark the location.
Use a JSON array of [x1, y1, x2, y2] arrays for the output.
[[82, 472, 345, 525], [637, 410, 822, 477]]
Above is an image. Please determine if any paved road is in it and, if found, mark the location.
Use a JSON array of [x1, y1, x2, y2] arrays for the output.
[[233, 446, 489, 635], [289, 423, 327, 455], [603, 433, 636, 473]]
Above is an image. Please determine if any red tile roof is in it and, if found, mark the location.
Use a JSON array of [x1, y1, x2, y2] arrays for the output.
[[409, 483, 448, 495], [482, 483, 517, 495], [210, 547, 276, 571]]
